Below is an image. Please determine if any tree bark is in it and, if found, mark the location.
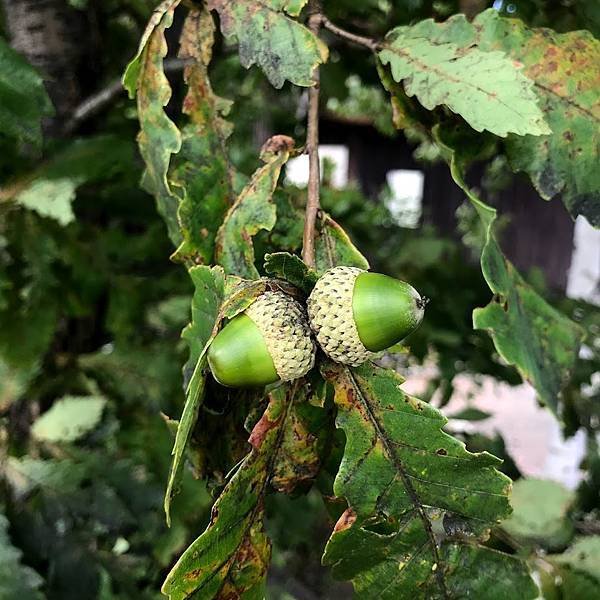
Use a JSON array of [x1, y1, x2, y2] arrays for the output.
[[2, 0, 84, 136]]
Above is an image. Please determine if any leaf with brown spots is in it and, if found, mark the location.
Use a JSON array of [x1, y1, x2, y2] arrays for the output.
[[379, 13, 549, 138], [170, 7, 238, 266], [215, 135, 294, 279], [435, 125, 585, 415], [269, 382, 332, 494], [122, 0, 183, 245], [206, 0, 327, 89], [472, 10, 600, 226], [162, 384, 299, 599], [321, 361, 536, 599]]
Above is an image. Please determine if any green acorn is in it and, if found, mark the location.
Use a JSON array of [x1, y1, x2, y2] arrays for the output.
[[307, 266, 425, 366], [208, 291, 316, 387]]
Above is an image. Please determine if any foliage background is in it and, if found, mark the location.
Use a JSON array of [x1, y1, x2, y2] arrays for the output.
[[0, 0, 599, 598]]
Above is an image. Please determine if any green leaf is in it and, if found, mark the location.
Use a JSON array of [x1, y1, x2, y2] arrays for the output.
[[162, 384, 300, 599], [123, 0, 183, 245], [379, 13, 549, 137], [5, 456, 87, 498], [0, 36, 53, 146], [552, 536, 600, 582], [321, 362, 536, 599], [31, 395, 107, 443], [502, 478, 575, 548], [0, 513, 44, 600], [263, 252, 318, 293], [436, 126, 585, 413], [472, 10, 600, 226], [314, 212, 370, 273], [170, 7, 237, 265], [327, 75, 396, 137], [10, 135, 135, 225], [165, 266, 225, 524], [206, 0, 327, 89], [282, 0, 308, 17], [215, 135, 294, 279], [16, 178, 77, 225]]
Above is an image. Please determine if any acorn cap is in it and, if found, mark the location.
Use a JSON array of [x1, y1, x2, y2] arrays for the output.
[[307, 267, 424, 366], [208, 291, 316, 387]]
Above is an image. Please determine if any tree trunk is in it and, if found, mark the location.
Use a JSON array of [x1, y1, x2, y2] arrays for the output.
[[1, 0, 84, 136]]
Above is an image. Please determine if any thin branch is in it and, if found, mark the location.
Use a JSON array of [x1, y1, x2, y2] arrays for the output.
[[63, 58, 191, 134], [320, 16, 381, 52], [301, 1, 323, 269]]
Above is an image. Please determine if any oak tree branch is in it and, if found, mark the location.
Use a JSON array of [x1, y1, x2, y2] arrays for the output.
[[302, 1, 323, 268]]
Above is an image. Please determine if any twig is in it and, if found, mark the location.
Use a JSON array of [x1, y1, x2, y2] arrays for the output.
[[320, 16, 381, 52], [63, 58, 191, 134], [301, 1, 323, 269]]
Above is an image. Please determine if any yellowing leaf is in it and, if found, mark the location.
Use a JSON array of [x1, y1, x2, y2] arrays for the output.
[[473, 10, 600, 226], [207, 0, 328, 88], [215, 135, 294, 279], [379, 14, 549, 137], [170, 7, 237, 265], [163, 385, 300, 599], [122, 0, 182, 245]]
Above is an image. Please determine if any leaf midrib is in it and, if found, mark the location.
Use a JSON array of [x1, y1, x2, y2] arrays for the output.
[[345, 367, 450, 599]]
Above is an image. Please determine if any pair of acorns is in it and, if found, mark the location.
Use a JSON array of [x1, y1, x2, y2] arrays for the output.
[[208, 266, 426, 387]]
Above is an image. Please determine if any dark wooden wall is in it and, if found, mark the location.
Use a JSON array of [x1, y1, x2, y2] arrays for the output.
[[320, 119, 575, 291]]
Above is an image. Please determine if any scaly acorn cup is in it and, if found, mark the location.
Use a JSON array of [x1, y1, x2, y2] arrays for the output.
[[307, 266, 426, 366], [208, 291, 316, 387]]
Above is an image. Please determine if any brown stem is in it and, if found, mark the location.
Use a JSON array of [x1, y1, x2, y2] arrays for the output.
[[301, 1, 323, 269], [64, 58, 190, 134], [320, 16, 381, 52]]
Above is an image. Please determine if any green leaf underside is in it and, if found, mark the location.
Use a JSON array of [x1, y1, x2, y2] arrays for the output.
[[123, 0, 183, 245], [0, 513, 44, 599], [31, 395, 107, 442], [171, 8, 237, 265], [165, 266, 225, 524], [437, 129, 584, 413], [321, 362, 536, 599], [0, 35, 53, 146], [315, 212, 370, 273], [263, 252, 318, 293], [472, 10, 600, 226], [162, 385, 298, 599], [379, 13, 549, 138], [206, 0, 327, 89], [215, 137, 293, 279]]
